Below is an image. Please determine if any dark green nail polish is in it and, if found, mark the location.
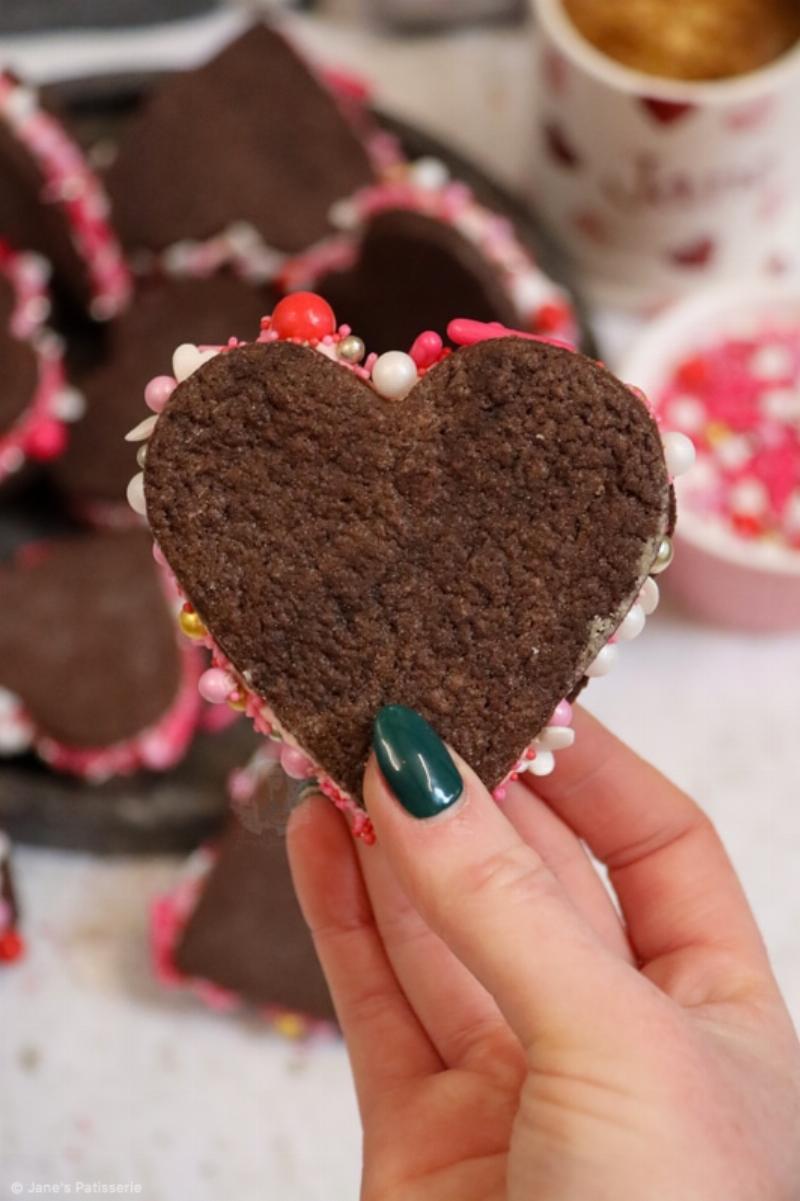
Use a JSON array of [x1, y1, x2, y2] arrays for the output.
[[373, 705, 463, 819]]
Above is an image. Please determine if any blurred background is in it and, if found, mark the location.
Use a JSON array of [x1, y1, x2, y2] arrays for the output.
[[1, 2, 798, 1199]]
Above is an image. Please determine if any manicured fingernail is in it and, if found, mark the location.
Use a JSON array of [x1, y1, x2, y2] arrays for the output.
[[372, 705, 463, 819]]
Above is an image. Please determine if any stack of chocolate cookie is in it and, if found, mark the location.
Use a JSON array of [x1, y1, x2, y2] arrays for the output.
[[0, 20, 585, 1015]]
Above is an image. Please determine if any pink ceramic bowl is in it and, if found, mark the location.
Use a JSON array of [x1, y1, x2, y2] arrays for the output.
[[620, 282, 800, 631]]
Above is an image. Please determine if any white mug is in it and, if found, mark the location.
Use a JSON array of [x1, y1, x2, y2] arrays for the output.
[[532, 0, 800, 311]]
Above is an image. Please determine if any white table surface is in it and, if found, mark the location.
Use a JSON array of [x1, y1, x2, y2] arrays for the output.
[[1, 8, 798, 1200]]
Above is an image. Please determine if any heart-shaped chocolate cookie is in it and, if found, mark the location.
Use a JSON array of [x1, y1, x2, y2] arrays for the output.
[[143, 329, 673, 803], [310, 208, 521, 355], [283, 164, 578, 353], [54, 274, 272, 516], [0, 530, 201, 779], [105, 24, 375, 258], [0, 71, 130, 319]]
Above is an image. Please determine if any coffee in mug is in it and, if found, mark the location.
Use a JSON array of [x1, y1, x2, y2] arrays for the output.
[[561, 0, 800, 81], [533, 0, 800, 310]]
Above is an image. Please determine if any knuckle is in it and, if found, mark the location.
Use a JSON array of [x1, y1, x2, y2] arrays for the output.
[[461, 842, 555, 911]]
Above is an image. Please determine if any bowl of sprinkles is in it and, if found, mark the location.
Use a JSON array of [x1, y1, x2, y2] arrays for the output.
[[621, 282, 800, 630]]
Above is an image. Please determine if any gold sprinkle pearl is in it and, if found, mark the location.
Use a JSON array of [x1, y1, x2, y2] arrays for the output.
[[650, 537, 674, 574], [178, 607, 206, 639], [273, 1013, 307, 1040], [338, 335, 366, 363]]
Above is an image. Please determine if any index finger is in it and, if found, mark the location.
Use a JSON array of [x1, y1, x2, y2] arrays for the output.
[[527, 708, 772, 975]]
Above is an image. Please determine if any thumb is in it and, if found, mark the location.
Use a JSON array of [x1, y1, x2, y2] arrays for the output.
[[365, 705, 636, 1050]]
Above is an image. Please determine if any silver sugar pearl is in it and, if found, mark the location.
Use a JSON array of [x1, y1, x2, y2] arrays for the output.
[[136, 443, 148, 469], [650, 537, 674, 574], [338, 335, 366, 363]]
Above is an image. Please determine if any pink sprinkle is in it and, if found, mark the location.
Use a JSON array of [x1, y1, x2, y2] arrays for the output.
[[447, 317, 574, 352], [25, 417, 68, 461], [139, 731, 176, 772], [657, 325, 800, 548], [144, 375, 177, 413], [409, 330, 443, 369], [493, 786, 507, 801], [280, 745, 316, 780], [198, 668, 235, 705], [448, 318, 509, 347], [550, 699, 573, 727]]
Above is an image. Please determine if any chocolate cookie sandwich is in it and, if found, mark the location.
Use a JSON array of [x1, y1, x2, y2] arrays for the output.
[[280, 159, 577, 354], [105, 24, 377, 265], [53, 273, 272, 525], [153, 750, 334, 1028], [0, 70, 130, 319], [131, 293, 689, 841], [0, 529, 202, 782], [0, 241, 81, 486]]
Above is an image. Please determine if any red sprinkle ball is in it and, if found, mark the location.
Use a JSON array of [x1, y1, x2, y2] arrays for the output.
[[0, 929, 25, 963], [25, 418, 69, 462], [658, 326, 800, 550], [269, 292, 337, 344]]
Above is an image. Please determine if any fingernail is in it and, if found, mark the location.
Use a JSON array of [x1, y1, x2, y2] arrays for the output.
[[372, 705, 463, 819]]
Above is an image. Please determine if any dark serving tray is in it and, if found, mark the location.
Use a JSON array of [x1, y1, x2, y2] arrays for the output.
[[0, 70, 592, 855]]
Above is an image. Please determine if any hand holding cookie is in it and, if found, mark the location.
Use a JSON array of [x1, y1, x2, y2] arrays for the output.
[[288, 707, 800, 1201]]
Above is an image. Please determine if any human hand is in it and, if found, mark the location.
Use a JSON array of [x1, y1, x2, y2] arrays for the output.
[[288, 707, 800, 1201]]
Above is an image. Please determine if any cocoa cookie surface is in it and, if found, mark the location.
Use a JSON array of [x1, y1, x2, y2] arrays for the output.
[[145, 334, 672, 799], [0, 74, 129, 318], [54, 274, 271, 509], [174, 815, 334, 1020], [0, 117, 86, 309], [316, 208, 520, 355], [106, 24, 375, 256], [0, 529, 181, 748]]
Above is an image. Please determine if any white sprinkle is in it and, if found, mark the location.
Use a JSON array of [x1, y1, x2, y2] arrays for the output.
[[639, 577, 660, 615], [510, 271, 554, 315], [528, 749, 556, 776], [662, 430, 696, 478], [535, 726, 576, 752], [0, 719, 33, 755], [4, 85, 37, 125], [730, 477, 768, 515], [750, 343, 793, 380], [371, 350, 418, 400], [667, 394, 705, 433], [51, 386, 85, 423], [172, 343, 218, 382], [617, 602, 646, 641], [124, 414, 158, 442], [127, 472, 147, 516], [409, 157, 450, 191], [585, 644, 618, 678], [761, 389, 800, 423], [0, 688, 21, 718], [163, 240, 196, 274], [224, 221, 262, 253], [713, 434, 751, 471], [329, 199, 358, 231], [19, 253, 51, 286]]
